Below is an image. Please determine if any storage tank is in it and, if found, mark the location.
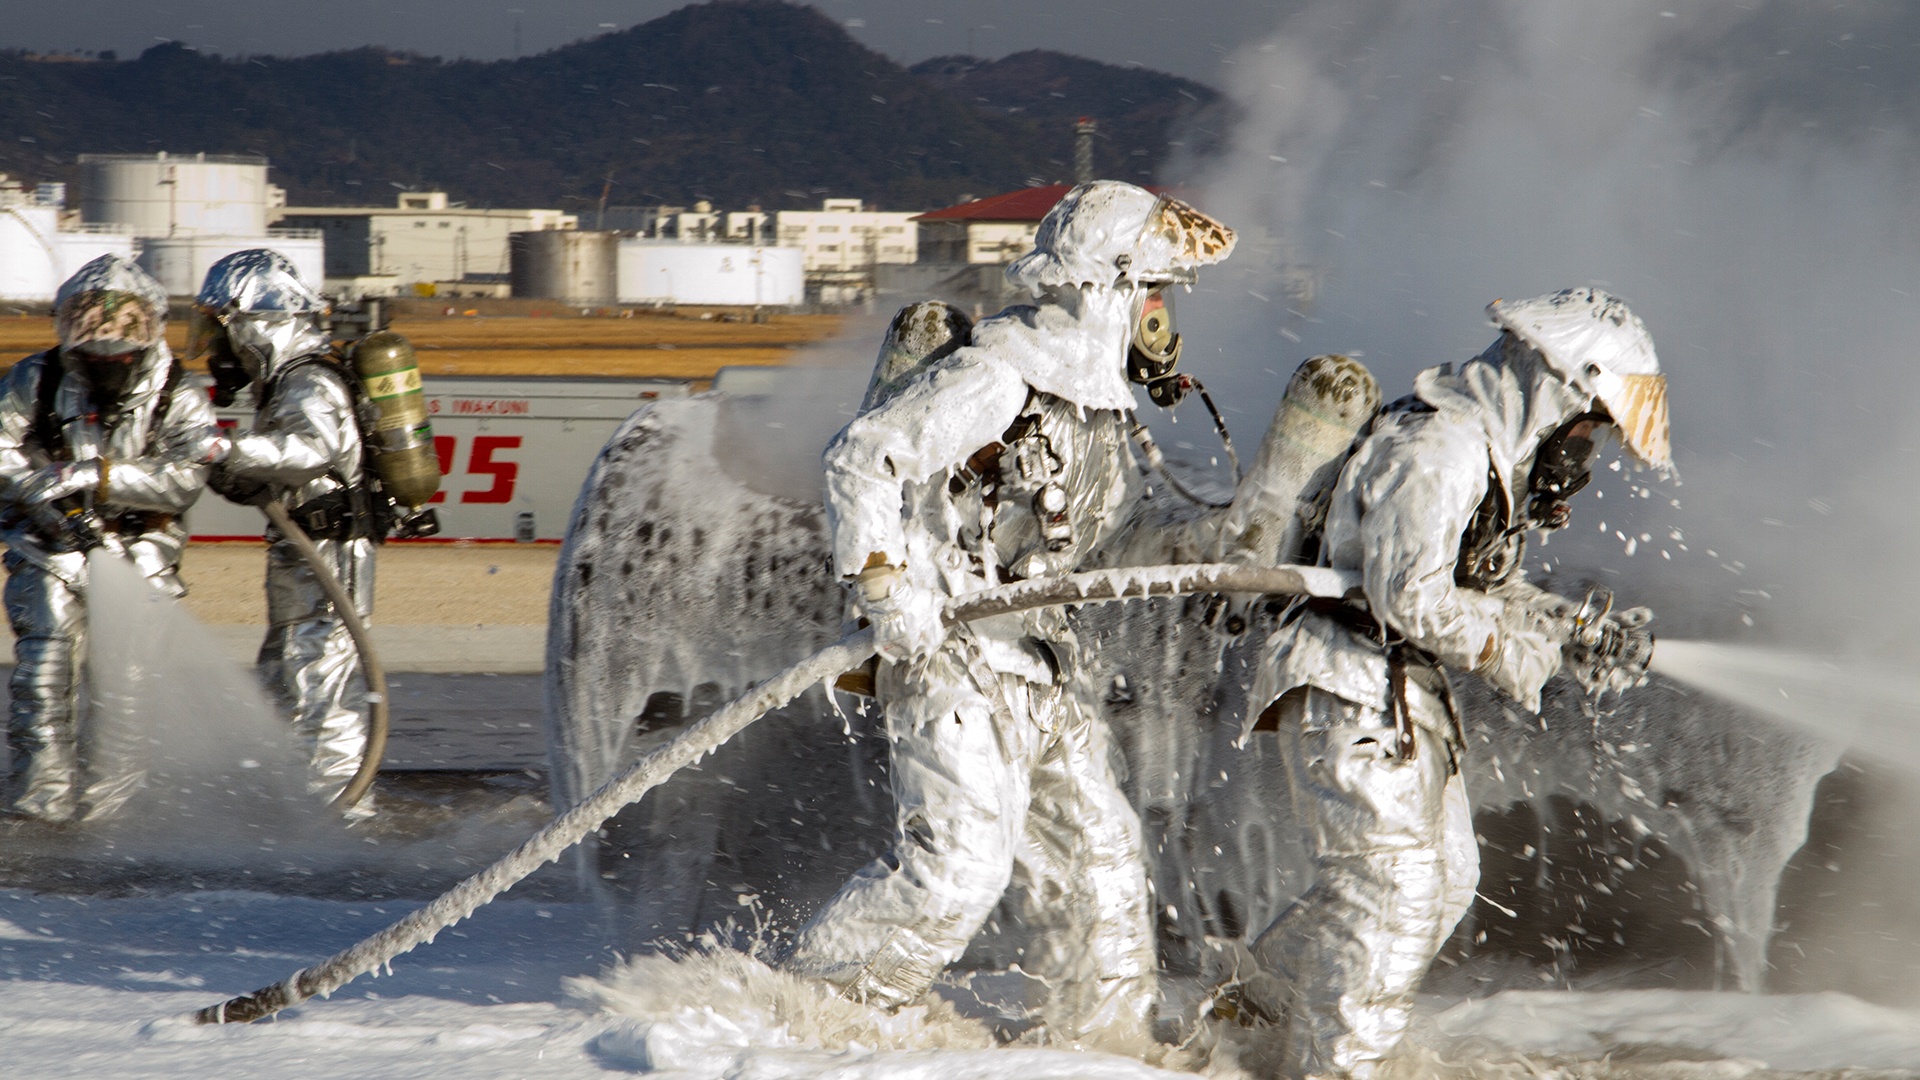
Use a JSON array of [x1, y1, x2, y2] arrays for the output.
[[0, 206, 61, 302], [616, 242, 804, 306], [0, 208, 138, 303], [137, 232, 325, 297], [78, 152, 270, 238], [510, 230, 617, 303]]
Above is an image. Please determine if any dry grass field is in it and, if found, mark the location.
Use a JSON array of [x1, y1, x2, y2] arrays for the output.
[[0, 309, 846, 381]]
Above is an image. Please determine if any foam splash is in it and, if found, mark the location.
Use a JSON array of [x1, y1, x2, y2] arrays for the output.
[[568, 945, 1206, 1077]]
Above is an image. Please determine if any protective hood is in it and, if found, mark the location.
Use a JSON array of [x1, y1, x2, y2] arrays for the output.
[[969, 286, 1140, 411], [1486, 288, 1671, 473], [989, 182, 1235, 410], [54, 255, 167, 357], [1413, 335, 1596, 499], [1006, 181, 1235, 292], [193, 248, 331, 383]]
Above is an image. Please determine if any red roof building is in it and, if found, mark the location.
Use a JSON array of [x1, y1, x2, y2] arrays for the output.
[[913, 184, 1075, 265]]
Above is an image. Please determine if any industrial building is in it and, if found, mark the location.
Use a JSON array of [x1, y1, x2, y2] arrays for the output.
[[274, 191, 576, 296], [775, 199, 918, 304]]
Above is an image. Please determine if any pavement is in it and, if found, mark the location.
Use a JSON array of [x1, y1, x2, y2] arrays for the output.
[[0, 540, 560, 675]]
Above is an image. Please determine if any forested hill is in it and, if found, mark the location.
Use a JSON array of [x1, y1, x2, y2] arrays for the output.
[[0, 0, 1220, 212]]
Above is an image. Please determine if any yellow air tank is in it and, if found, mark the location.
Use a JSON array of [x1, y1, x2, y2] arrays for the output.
[[349, 330, 440, 509]]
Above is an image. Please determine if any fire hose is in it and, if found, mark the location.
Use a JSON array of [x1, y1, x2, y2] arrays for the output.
[[260, 499, 389, 814], [189, 561, 1360, 1024]]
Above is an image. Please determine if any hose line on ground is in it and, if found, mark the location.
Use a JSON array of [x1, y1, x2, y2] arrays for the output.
[[261, 500, 390, 814], [189, 561, 1359, 1025]]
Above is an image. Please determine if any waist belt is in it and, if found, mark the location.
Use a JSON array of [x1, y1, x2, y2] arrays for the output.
[[1295, 597, 1465, 767], [108, 511, 174, 536]]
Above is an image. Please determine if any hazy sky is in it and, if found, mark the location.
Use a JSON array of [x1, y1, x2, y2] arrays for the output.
[[2, 0, 1296, 87]]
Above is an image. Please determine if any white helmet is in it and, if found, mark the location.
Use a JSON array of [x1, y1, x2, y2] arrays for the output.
[[1488, 287, 1671, 473], [1006, 180, 1236, 292]]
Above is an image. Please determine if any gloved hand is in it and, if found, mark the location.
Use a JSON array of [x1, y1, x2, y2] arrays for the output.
[[18, 461, 101, 507], [182, 428, 233, 465], [854, 562, 945, 664], [207, 462, 272, 508], [1564, 612, 1654, 698]]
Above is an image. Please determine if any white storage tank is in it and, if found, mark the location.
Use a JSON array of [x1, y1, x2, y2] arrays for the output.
[[78, 152, 270, 238], [0, 206, 61, 302], [0, 207, 136, 303], [137, 231, 326, 297], [617, 242, 803, 306]]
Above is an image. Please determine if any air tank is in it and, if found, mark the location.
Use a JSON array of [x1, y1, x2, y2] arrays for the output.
[[1217, 353, 1383, 564], [78, 153, 270, 238], [349, 331, 440, 509], [509, 230, 618, 303]]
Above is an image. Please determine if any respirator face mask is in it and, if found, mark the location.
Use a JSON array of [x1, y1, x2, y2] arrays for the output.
[[1527, 410, 1610, 530], [1126, 285, 1189, 408]]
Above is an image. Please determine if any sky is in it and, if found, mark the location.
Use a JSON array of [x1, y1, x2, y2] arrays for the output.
[[1, 0, 1297, 87]]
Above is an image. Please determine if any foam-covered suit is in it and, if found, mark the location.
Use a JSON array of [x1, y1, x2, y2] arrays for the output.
[[1238, 288, 1672, 1079], [783, 181, 1236, 1039], [194, 250, 377, 810], [0, 256, 216, 822]]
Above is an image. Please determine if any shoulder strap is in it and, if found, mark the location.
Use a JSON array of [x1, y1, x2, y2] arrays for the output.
[[30, 353, 66, 459]]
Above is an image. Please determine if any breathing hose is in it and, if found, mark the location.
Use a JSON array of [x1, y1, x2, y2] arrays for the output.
[[261, 499, 389, 814], [189, 561, 1358, 1025]]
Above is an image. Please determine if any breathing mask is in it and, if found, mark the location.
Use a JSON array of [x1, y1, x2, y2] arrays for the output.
[[1526, 410, 1609, 530], [188, 302, 256, 406], [1126, 286, 1189, 408]]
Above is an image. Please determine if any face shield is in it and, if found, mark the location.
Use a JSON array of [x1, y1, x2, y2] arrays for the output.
[[56, 288, 166, 406]]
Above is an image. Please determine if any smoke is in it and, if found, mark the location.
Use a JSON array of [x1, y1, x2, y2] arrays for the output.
[[1173, 0, 1920, 655]]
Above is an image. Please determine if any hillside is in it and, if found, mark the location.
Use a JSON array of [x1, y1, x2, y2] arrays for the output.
[[0, 0, 1217, 212]]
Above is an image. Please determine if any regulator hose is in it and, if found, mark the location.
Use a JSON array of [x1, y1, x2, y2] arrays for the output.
[[189, 560, 1359, 1025], [261, 500, 390, 814]]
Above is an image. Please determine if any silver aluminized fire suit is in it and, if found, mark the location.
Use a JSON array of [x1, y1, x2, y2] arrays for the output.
[[0, 255, 215, 822], [196, 250, 377, 810], [1239, 289, 1672, 1079], [784, 181, 1236, 1042]]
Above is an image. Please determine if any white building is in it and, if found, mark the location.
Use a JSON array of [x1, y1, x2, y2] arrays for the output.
[[274, 192, 576, 292], [771, 199, 914, 303]]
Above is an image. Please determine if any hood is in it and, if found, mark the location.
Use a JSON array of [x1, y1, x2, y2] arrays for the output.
[[968, 285, 1140, 411], [1007, 181, 1236, 293], [988, 181, 1236, 410], [195, 248, 331, 383], [1413, 335, 1596, 496], [1487, 288, 1671, 473], [54, 255, 167, 357]]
